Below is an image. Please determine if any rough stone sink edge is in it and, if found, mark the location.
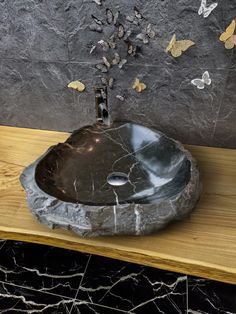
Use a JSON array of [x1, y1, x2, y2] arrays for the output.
[[20, 132, 201, 237]]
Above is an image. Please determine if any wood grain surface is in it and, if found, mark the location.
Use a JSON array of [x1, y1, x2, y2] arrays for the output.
[[0, 125, 236, 284]]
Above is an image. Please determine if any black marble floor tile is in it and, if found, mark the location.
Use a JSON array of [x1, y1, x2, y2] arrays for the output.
[[0, 280, 128, 314], [77, 255, 187, 313], [188, 277, 236, 314], [0, 281, 71, 313], [68, 302, 127, 314], [0, 240, 90, 299], [0, 240, 5, 247], [2, 240, 236, 314]]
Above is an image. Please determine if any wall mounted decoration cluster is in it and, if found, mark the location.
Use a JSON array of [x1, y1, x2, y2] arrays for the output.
[[70, 3, 235, 97], [88, 5, 156, 93], [0, 0, 235, 148]]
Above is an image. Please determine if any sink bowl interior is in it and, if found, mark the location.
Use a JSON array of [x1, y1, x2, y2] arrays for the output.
[[35, 122, 191, 205]]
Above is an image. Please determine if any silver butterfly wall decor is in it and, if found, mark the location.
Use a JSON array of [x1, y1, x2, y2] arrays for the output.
[[91, 5, 154, 80], [116, 95, 125, 101], [91, 14, 103, 26], [89, 24, 102, 33], [102, 56, 111, 69], [106, 8, 114, 24], [191, 71, 211, 89], [96, 63, 108, 73], [112, 53, 127, 69], [117, 24, 125, 39], [136, 23, 156, 44], [101, 77, 114, 89], [98, 40, 109, 51], [93, 0, 102, 5], [126, 6, 143, 25], [89, 45, 96, 54], [198, 0, 218, 18]]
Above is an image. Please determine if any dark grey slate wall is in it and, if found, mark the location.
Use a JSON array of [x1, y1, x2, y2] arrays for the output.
[[0, 0, 235, 148]]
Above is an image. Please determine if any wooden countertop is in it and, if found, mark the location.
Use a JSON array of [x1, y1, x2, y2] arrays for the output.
[[0, 125, 236, 284]]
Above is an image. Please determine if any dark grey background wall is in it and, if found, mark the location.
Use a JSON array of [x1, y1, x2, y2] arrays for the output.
[[0, 0, 235, 148]]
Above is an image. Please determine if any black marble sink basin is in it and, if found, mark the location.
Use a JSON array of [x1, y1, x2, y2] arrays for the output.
[[20, 122, 201, 236], [36, 122, 191, 205]]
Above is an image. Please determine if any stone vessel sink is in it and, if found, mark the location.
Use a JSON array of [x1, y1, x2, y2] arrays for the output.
[[20, 122, 201, 236]]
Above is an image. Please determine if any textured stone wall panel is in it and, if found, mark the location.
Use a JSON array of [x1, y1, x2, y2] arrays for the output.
[[0, 0, 235, 147]]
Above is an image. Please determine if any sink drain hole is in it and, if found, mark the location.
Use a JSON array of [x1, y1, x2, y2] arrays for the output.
[[107, 172, 129, 186]]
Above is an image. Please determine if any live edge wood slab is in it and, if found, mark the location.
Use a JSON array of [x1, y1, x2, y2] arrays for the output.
[[0, 126, 236, 285]]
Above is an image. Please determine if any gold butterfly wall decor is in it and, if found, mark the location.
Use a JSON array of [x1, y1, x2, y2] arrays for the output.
[[68, 80, 86, 92], [166, 34, 195, 57], [132, 78, 146, 93], [219, 19, 236, 49]]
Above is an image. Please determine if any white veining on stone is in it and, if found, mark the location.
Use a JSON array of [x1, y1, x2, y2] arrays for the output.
[[73, 178, 79, 202], [91, 173, 95, 197], [129, 276, 187, 313], [113, 188, 119, 233], [134, 205, 141, 235], [78, 264, 187, 313], [127, 161, 139, 193], [0, 281, 86, 313], [113, 206, 117, 233], [113, 189, 120, 205], [68, 255, 92, 314]]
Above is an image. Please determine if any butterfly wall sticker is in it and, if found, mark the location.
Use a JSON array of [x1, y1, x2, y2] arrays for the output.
[[106, 8, 114, 25], [126, 6, 143, 25], [112, 53, 127, 69], [219, 19, 236, 49], [68, 80, 86, 92], [133, 78, 146, 93], [105, 9, 119, 26], [93, 0, 102, 5], [166, 34, 195, 57], [191, 71, 211, 89], [102, 56, 111, 69], [101, 77, 114, 89], [136, 23, 156, 44], [98, 40, 109, 52], [117, 24, 125, 39], [116, 95, 125, 102], [198, 0, 218, 18]]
